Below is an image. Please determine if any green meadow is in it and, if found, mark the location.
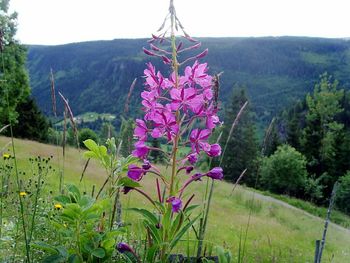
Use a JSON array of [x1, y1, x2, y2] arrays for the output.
[[1, 136, 349, 262]]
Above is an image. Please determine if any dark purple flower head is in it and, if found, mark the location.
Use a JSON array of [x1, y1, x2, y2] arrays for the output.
[[185, 166, 194, 174], [206, 143, 222, 157], [132, 141, 149, 159], [187, 153, 198, 165], [192, 173, 203, 181], [122, 186, 134, 194], [127, 164, 144, 181], [206, 167, 223, 180], [167, 196, 182, 213], [117, 242, 134, 253], [142, 159, 151, 170]]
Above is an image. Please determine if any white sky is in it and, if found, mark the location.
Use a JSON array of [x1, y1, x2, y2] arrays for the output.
[[8, 0, 350, 45]]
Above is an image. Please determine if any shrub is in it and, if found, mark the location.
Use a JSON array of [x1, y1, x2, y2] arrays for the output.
[[260, 144, 307, 196], [336, 171, 350, 214], [79, 128, 98, 148]]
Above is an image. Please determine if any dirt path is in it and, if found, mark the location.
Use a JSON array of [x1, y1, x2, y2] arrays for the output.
[[249, 191, 350, 234]]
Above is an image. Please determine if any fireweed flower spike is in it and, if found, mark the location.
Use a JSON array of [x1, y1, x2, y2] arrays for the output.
[[126, 0, 223, 259]]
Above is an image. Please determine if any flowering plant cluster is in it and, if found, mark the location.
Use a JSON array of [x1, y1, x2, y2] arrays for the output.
[[128, 59, 223, 209], [118, 5, 223, 261]]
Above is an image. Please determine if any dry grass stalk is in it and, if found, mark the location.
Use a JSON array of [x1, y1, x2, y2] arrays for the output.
[[50, 68, 57, 117], [219, 100, 248, 166], [62, 108, 67, 157], [124, 78, 137, 115], [0, 124, 10, 134], [58, 91, 79, 148], [80, 158, 90, 182], [0, 141, 11, 155], [261, 117, 276, 155], [230, 168, 247, 196]]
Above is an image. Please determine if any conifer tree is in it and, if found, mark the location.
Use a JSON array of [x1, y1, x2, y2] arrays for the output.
[[301, 74, 344, 198], [220, 86, 259, 186]]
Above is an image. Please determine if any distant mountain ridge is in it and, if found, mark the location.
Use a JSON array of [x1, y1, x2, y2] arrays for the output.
[[26, 37, 350, 127]]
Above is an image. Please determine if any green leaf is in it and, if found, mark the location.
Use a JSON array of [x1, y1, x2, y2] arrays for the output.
[[78, 195, 94, 209], [61, 203, 82, 221], [127, 208, 158, 225], [118, 177, 141, 188], [169, 212, 183, 238], [83, 139, 99, 152], [67, 184, 81, 202], [99, 145, 108, 156], [146, 245, 158, 262], [68, 254, 83, 263], [143, 220, 162, 245], [170, 213, 201, 250], [83, 151, 98, 159], [101, 238, 116, 250], [91, 248, 106, 258], [183, 204, 199, 214], [42, 254, 66, 263], [54, 195, 71, 205], [31, 241, 58, 254]]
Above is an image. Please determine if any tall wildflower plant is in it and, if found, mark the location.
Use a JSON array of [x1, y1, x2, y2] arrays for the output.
[[118, 0, 223, 261]]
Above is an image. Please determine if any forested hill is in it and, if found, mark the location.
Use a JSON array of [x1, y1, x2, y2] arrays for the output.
[[27, 37, 350, 126]]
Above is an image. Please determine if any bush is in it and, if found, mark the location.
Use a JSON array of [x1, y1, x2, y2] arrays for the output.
[[79, 128, 98, 148], [260, 144, 307, 196], [336, 171, 350, 214]]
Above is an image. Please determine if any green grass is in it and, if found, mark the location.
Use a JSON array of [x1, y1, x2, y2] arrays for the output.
[[1, 136, 350, 262], [257, 190, 350, 228]]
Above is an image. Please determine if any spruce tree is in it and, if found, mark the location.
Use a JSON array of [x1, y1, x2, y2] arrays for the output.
[[220, 87, 259, 186], [301, 74, 344, 199], [11, 97, 49, 141]]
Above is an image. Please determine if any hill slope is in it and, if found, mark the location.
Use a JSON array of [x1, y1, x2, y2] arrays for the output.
[[1, 136, 349, 261], [27, 37, 350, 127]]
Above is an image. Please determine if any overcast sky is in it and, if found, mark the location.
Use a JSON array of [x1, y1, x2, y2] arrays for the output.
[[9, 0, 350, 45]]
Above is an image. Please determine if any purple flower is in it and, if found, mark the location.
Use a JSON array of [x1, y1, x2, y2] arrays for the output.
[[206, 167, 223, 180], [170, 87, 199, 111], [117, 242, 134, 253], [142, 159, 151, 170], [184, 61, 212, 88], [185, 166, 194, 174], [187, 153, 198, 165], [132, 141, 149, 159], [190, 129, 211, 154], [167, 196, 182, 213], [144, 62, 170, 91], [127, 164, 144, 181], [134, 119, 148, 141], [206, 144, 222, 157], [151, 111, 179, 141]]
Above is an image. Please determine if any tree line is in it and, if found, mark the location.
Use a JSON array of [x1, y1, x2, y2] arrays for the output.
[[218, 74, 350, 215]]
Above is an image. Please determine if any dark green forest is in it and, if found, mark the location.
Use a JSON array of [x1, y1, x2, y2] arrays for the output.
[[27, 37, 350, 128]]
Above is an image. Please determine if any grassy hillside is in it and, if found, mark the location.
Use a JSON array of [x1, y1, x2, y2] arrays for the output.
[[1, 136, 350, 262], [27, 37, 350, 129]]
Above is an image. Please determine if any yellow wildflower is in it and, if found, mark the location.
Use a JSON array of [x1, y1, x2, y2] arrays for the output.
[[3, 153, 11, 159], [54, 203, 63, 210], [19, 191, 27, 197]]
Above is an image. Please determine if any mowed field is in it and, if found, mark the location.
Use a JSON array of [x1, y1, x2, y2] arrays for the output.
[[1, 136, 350, 262]]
